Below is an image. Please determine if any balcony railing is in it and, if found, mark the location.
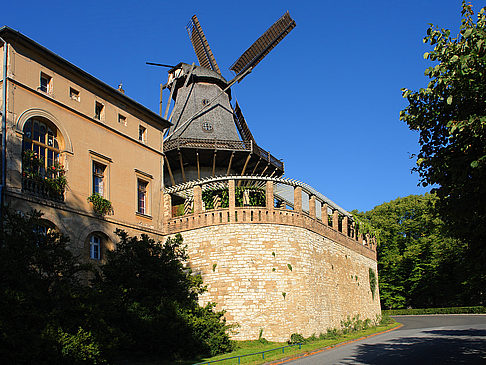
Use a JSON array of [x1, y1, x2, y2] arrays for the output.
[[22, 177, 64, 202]]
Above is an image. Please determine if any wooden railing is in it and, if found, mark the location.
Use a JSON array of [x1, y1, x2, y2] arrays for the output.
[[163, 177, 377, 260]]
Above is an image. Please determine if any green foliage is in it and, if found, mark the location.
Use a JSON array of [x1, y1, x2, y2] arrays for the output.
[[202, 186, 266, 209], [383, 306, 486, 315], [258, 328, 268, 344], [369, 268, 377, 300], [22, 149, 67, 197], [282, 292, 287, 299], [288, 333, 305, 344], [354, 194, 477, 309], [0, 209, 234, 363], [287, 263, 293, 271], [87, 193, 113, 216], [93, 231, 234, 359], [56, 327, 106, 364], [212, 263, 217, 272], [400, 3, 486, 254], [0, 209, 98, 364]]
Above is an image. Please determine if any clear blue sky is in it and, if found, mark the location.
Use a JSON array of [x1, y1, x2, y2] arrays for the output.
[[3, 0, 482, 212]]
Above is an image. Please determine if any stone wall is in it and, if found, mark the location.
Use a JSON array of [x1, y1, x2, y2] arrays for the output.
[[173, 223, 381, 342]]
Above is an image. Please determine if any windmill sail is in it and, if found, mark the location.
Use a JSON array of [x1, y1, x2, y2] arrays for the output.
[[233, 101, 255, 143], [186, 15, 221, 74], [230, 11, 296, 77]]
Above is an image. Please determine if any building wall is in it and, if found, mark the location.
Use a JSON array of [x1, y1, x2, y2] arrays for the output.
[[175, 223, 381, 342], [1, 32, 168, 262]]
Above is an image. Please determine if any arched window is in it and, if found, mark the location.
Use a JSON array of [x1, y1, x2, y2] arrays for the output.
[[22, 117, 66, 200], [89, 234, 102, 260]]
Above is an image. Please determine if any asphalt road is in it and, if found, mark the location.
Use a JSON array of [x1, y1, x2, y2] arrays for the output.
[[285, 315, 486, 364]]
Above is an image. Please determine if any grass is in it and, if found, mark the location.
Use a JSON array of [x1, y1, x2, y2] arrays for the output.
[[186, 320, 400, 365]]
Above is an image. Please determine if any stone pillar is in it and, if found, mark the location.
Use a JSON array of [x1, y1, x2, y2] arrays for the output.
[[266, 180, 274, 211], [321, 203, 328, 226], [358, 233, 364, 245], [293, 186, 302, 213], [162, 193, 172, 230], [193, 185, 202, 214], [333, 210, 339, 230], [342, 216, 349, 236], [309, 195, 316, 219], [228, 179, 235, 222]]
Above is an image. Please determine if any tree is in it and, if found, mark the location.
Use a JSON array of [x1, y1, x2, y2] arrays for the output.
[[0, 209, 103, 364], [353, 194, 471, 309], [92, 231, 234, 360], [400, 3, 486, 247]]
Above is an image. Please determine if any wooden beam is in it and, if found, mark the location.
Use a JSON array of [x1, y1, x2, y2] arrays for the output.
[[251, 157, 261, 175], [164, 81, 176, 119], [226, 152, 235, 176], [212, 150, 217, 177], [196, 150, 200, 179], [164, 155, 176, 186], [238, 153, 252, 187], [269, 167, 277, 178], [159, 83, 164, 116], [261, 163, 270, 176], [178, 150, 186, 183]]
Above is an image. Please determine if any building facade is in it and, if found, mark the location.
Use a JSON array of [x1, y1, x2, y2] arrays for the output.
[[0, 27, 381, 342], [0, 27, 170, 262]]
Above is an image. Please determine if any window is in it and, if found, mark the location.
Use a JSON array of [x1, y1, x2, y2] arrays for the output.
[[118, 114, 126, 126], [202, 121, 213, 132], [22, 118, 61, 175], [70, 87, 80, 101], [40, 73, 52, 93], [137, 179, 148, 214], [89, 234, 101, 260], [95, 102, 104, 120], [138, 125, 146, 143], [93, 162, 106, 196]]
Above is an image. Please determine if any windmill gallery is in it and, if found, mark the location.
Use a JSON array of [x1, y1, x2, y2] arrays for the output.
[[0, 12, 381, 341]]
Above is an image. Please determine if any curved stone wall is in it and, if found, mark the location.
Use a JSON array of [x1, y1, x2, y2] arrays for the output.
[[175, 222, 381, 342]]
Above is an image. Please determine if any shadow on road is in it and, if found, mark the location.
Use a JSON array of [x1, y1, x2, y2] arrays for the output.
[[347, 329, 486, 365]]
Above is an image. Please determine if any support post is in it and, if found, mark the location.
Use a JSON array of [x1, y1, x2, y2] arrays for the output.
[[342, 216, 349, 236], [228, 179, 235, 222], [293, 186, 302, 213], [333, 210, 339, 231], [309, 195, 316, 219], [321, 203, 328, 226], [193, 185, 202, 214], [266, 180, 274, 212]]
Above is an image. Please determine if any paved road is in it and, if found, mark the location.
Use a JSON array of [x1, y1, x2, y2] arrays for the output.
[[286, 315, 486, 364]]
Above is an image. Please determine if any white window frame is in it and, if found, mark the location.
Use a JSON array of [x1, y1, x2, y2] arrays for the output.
[[40, 72, 52, 94], [89, 235, 101, 260], [138, 125, 147, 143]]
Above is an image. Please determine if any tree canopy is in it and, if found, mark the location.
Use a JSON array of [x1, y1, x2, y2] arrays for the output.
[[400, 2, 486, 246], [353, 194, 475, 309], [0, 210, 233, 364]]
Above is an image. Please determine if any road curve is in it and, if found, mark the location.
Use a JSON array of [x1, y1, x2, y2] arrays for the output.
[[284, 315, 486, 365]]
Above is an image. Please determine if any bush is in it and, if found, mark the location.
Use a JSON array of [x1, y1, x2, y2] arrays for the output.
[[288, 333, 305, 344], [93, 231, 234, 360], [383, 306, 486, 316]]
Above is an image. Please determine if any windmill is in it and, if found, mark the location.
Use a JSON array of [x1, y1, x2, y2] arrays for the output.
[[162, 12, 296, 187]]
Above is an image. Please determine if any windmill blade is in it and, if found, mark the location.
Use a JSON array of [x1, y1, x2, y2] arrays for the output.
[[230, 11, 296, 79], [186, 15, 222, 74], [233, 101, 255, 143]]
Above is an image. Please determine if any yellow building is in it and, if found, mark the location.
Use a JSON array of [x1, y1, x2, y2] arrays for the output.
[[0, 26, 170, 261]]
